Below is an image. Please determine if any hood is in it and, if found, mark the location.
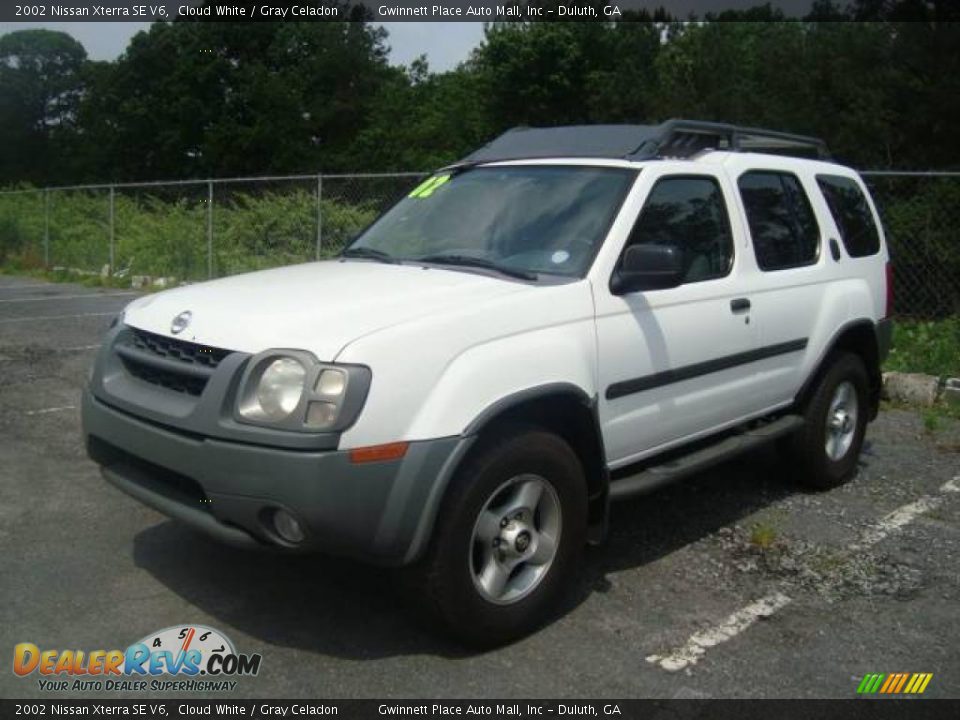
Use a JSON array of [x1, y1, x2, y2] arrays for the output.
[[121, 260, 532, 360]]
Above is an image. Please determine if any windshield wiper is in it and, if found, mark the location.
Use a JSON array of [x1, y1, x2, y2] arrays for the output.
[[341, 247, 399, 264], [414, 253, 538, 281]]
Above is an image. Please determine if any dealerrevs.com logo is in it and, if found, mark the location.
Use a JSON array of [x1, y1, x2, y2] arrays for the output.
[[13, 625, 262, 692]]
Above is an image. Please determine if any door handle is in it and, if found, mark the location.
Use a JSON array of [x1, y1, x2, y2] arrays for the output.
[[829, 238, 842, 261], [730, 298, 751, 313]]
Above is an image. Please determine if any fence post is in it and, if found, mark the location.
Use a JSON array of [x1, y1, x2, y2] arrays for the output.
[[108, 186, 116, 273], [316, 174, 322, 261], [207, 180, 214, 278], [43, 189, 50, 268]]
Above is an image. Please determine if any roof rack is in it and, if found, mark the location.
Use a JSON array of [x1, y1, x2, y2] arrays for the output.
[[458, 119, 829, 165]]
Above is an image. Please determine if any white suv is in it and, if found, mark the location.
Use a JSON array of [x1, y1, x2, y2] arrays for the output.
[[83, 120, 892, 645]]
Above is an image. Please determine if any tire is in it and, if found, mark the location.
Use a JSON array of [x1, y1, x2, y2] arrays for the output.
[[413, 426, 588, 647], [786, 352, 869, 490]]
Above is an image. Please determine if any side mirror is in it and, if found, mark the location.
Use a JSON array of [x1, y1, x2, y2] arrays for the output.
[[611, 244, 684, 294]]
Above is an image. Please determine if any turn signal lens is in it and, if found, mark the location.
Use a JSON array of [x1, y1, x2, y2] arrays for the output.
[[315, 369, 347, 397], [349, 442, 409, 464]]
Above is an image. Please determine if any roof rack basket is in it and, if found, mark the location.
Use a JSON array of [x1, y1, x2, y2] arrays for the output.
[[458, 119, 829, 165], [645, 119, 829, 160]]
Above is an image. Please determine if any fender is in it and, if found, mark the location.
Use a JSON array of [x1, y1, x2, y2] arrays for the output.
[[404, 383, 610, 562], [469, 384, 610, 545], [463, 382, 594, 435], [793, 318, 883, 416]]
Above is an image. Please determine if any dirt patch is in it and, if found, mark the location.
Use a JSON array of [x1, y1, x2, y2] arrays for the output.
[[712, 525, 925, 601]]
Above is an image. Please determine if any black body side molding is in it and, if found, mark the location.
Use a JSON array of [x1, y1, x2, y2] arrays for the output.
[[606, 339, 808, 400]]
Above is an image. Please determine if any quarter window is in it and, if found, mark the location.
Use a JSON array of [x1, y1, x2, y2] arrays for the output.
[[816, 174, 881, 257], [625, 176, 734, 283], [738, 171, 820, 271]]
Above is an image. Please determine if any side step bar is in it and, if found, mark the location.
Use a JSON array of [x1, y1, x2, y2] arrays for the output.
[[608, 415, 804, 502]]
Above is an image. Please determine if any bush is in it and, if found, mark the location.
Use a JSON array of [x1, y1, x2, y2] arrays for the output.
[[0, 186, 378, 281], [884, 316, 960, 379]]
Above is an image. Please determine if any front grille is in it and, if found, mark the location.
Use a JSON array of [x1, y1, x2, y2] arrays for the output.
[[121, 358, 209, 395], [130, 328, 231, 369], [119, 328, 233, 396]]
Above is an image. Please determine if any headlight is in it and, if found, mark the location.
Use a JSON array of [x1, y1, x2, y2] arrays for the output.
[[253, 357, 306, 421], [235, 350, 370, 432]]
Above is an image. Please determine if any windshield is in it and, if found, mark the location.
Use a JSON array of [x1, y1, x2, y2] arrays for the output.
[[346, 165, 637, 278]]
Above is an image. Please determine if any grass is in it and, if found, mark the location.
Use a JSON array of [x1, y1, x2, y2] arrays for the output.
[[922, 409, 943, 434], [881, 398, 960, 423], [0, 187, 382, 282], [884, 316, 960, 379], [749, 521, 780, 550], [882, 316, 960, 429], [0, 263, 137, 289]]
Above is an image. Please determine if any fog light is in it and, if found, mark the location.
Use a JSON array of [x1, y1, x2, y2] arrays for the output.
[[273, 509, 305, 544], [305, 400, 338, 429]]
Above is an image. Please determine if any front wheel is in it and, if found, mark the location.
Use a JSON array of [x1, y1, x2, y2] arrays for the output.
[[785, 352, 869, 490], [414, 427, 587, 647]]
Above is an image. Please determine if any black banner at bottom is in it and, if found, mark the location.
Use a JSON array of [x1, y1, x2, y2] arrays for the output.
[[3, 699, 960, 720]]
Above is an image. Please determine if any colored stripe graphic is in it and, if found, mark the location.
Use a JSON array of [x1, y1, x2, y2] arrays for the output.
[[408, 174, 450, 198], [857, 673, 932, 694], [893, 673, 909, 693]]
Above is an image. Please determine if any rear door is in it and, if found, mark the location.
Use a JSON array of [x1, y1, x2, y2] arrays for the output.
[[730, 164, 830, 408]]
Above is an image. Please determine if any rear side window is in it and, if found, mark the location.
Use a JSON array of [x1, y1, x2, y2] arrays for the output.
[[738, 171, 820, 271], [816, 174, 881, 257], [626, 175, 733, 283]]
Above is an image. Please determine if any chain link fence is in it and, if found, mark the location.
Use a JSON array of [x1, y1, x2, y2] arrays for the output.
[[862, 172, 960, 319], [0, 172, 425, 285], [0, 170, 957, 319]]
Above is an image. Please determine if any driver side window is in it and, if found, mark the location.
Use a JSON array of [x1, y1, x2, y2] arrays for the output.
[[625, 175, 734, 283]]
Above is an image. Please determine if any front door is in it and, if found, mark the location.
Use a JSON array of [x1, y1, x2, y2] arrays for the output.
[[593, 169, 762, 468]]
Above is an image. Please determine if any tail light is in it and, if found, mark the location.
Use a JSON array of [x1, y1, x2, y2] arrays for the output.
[[884, 261, 894, 318]]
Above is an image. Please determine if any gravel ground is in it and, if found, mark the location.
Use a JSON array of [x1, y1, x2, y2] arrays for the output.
[[1, 274, 957, 699]]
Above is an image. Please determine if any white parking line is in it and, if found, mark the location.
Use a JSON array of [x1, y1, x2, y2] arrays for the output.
[[0, 292, 136, 304], [24, 405, 77, 416], [851, 477, 960, 550], [646, 592, 792, 672], [63, 344, 102, 352], [0, 312, 116, 324], [647, 476, 960, 674]]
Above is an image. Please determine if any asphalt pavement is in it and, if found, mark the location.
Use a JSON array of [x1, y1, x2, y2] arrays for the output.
[[1, 274, 957, 700]]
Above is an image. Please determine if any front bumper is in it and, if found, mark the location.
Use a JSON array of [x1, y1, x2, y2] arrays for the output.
[[82, 389, 465, 565]]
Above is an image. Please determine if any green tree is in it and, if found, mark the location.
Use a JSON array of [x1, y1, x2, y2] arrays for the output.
[[0, 29, 87, 183], [349, 57, 492, 170], [78, 16, 395, 180], [472, 13, 661, 129]]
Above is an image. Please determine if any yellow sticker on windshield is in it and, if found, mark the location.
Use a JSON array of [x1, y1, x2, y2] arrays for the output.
[[408, 174, 451, 198]]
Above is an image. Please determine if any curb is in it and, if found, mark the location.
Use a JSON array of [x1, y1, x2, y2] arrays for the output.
[[883, 372, 960, 407]]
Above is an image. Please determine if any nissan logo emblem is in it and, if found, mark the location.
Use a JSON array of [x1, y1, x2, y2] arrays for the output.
[[171, 311, 192, 335]]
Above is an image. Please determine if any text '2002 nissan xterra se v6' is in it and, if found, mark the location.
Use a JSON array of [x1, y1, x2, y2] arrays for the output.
[[83, 120, 893, 646]]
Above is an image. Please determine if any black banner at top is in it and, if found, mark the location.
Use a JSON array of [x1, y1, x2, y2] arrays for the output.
[[2, 0, 819, 23]]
